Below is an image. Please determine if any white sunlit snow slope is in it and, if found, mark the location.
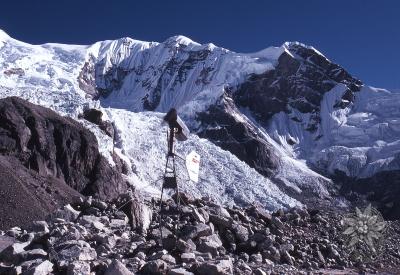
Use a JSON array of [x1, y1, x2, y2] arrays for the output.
[[93, 35, 285, 124], [0, 29, 93, 116], [267, 84, 400, 178], [104, 108, 302, 210]]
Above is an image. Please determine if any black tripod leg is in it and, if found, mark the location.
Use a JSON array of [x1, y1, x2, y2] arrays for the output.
[[159, 187, 164, 247]]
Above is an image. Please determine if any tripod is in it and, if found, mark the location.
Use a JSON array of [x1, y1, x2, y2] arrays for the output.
[[158, 125, 181, 245]]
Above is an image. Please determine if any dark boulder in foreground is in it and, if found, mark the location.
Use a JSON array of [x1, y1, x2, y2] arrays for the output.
[[0, 96, 128, 229]]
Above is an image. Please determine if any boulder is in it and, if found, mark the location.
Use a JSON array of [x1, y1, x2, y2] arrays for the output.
[[231, 223, 249, 242], [52, 204, 80, 223], [26, 221, 49, 234], [196, 258, 233, 275], [0, 239, 31, 263], [92, 199, 108, 211], [198, 234, 223, 256], [81, 108, 115, 138], [23, 260, 53, 275], [67, 261, 91, 275], [176, 239, 196, 253], [140, 259, 168, 275], [57, 244, 97, 262], [104, 259, 134, 275], [120, 196, 152, 233], [169, 268, 194, 275], [78, 215, 106, 231], [181, 223, 212, 240], [18, 249, 47, 262], [181, 252, 196, 263]]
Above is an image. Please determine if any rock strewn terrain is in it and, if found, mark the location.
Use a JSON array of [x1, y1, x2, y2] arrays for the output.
[[1, 193, 399, 275]]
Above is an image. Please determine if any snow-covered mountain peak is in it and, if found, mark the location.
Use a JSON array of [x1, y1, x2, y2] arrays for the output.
[[283, 41, 329, 61], [163, 35, 200, 47], [0, 29, 10, 41]]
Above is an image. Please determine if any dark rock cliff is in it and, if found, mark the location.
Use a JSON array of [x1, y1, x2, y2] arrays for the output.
[[0, 96, 128, 200]]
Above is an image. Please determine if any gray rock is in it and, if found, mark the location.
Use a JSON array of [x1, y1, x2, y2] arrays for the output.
[[264, 258, 274, 266], [192, 208, 206, 223], [52, 204, 80, 222], [18, 249, 47, 262], [281, 251, 294, 265], [253, 268, 267, 275], [239, 252, 249, 262], [136, 251, 146, 260], [27, 221, 49, 234], [94, 233, 117, 249], [147, 249, 168, 261], [0, 239, 32, 263], [109, 218, 128, 229], [231, 223, 249, 242], [161, 254, 176, 265], [92, 199, 108, 210], [197, 207, 210, 223], [6, 227, 22, 238], [104, 259, 134, 275], [120, 196, 152, 233], [234, 259, 252, 275], [249, 253, 263, 264], [209, 215, 233, 228], [182, 223, 212, 240], [316, 250, 326, 265], [194, 251, 213, 260], [196, 258, 233, 275], [58, 245, 97, 262], [24, 260, 53, 275], [181, 252, 196, 263], [198, 234, 223, 256], [168, 267, 194, 275], [140, 259, 168, 274], [279, 243, 294, 253], [327, 244, 340, 259], [78, 215, 106, 231], [19, 259, 44, 272], [0, 263, 18, 275], [67, 261, 91, 275], [176, 239, 195, 253], [271, 216, 284, 229], [267, 246, 280, 262]]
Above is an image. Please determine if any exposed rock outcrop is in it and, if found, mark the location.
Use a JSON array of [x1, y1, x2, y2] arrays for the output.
[[0, 97, 128, 229]]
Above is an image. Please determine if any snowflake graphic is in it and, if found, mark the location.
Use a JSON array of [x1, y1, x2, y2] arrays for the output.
[[341, 204, 386, 261]]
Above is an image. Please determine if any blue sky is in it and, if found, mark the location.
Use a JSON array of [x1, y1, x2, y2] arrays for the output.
[[0, 0, 399, 89]]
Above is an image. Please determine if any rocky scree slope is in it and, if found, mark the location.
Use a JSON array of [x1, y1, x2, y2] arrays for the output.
[[0, 194, 400, 275], [0, 97, 128, 230]]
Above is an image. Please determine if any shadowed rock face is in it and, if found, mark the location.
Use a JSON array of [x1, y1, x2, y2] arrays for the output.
[[197, 96, 279, 177], [234, 44, 362, 130], [0, 96, 127, 200]]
